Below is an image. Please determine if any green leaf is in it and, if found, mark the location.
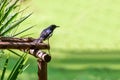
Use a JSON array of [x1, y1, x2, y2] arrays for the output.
[[1, 13, 32, 36], [12, 25, 34, 37], [11, 56, 28, 80], [20, 33, 34, 38], [19, 64, 30, 74], [0, 0, 8, 10], [0, 12, 19, 32], [0, 0, 33, 80], [0, 0, 8, 21], [8, 49, 21, 57], [0, 0, 19, 24], [7, 53, 28, 80], [1, 56, 9, 80]]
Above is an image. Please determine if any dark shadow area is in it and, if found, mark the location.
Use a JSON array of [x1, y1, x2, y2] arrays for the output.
[[53, 48, 120, 55], [52, 48, 120, 64], [54, 58, 120, 64], [48, 66, 120, 80]]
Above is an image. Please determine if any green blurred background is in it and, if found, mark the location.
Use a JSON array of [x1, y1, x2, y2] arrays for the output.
[[1, 0, 120, 80]]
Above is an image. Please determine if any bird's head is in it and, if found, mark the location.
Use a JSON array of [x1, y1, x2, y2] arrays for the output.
[[49, 24, 60, 30]]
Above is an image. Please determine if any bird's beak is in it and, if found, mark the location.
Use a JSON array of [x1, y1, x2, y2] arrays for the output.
[[56, 26, 60, 27]]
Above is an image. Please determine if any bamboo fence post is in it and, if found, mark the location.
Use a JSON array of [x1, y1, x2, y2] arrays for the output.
[[0, 37, 51, 80], [37, 59, 47, 80]]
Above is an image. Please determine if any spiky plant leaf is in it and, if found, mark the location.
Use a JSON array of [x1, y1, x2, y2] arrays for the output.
[[8, 49, 21, 57], [0, 0, 19, 24], [12, 25, 34, 37], [1, 13, 32, 36], [19, 64, 30, 74], [1, 56, 9, 80], [0, 0, 8, 20], [7, 53, 28, 80], [0, 0, 35, 79], [0, 0, 34, 79], [0, 12, 19, 32]]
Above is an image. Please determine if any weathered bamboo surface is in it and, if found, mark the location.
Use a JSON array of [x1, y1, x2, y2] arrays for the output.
[[0, 37, 49, 49], [0, 42, 49, 49], [38, 60, 47, 80], [0, 37, 51, 80], [0, 37, 35, 42]]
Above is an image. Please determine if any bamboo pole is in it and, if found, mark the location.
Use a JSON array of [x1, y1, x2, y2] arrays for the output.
[[0, 37, 35, 42], [37, 59, 47, 80], [23, 49, 50, 80], [0, 42, 49, 49], [22, 49, 51, 62], [0, 37, 51, 80]]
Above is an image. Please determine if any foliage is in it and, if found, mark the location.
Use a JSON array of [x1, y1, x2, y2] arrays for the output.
[[0, 0, 32, 79]]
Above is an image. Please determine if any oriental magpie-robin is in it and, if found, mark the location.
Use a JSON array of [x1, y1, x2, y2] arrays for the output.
[[34, 24, 59, 43]]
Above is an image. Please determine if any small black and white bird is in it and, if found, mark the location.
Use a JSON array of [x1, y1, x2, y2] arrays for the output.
[[34, 24, 59, 43], [33, 24, 59, 55]]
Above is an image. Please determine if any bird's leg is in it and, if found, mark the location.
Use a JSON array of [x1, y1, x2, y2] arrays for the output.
[[47, 39, 51, 55]]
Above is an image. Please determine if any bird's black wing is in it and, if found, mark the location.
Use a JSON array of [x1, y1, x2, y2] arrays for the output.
[[40, 29, 52, 40]]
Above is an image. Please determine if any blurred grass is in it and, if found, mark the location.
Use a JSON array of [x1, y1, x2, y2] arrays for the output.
[[22, 0, 120, 50], [1, 0, 120, 80]]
